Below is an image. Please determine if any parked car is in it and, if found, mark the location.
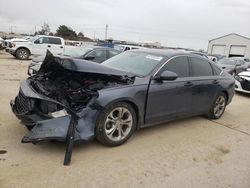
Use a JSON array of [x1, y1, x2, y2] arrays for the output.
[[0, 37, 4, 50], [10, 49, 234, 165], [114, 44, 147, 51], [207, 54, 226, 62], [7, 35, 65, 60], [235, 68, 250, 94], [217, 58, 250, 76], [27, 46, 121, 75]]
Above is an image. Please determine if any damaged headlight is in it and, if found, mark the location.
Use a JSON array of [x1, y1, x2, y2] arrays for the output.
[[49, 109, 69, 118]]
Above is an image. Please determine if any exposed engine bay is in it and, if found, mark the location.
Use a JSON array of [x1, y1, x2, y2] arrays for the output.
[[28, 70, 129, 113]]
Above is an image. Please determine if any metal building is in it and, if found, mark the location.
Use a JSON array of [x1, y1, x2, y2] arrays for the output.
[[207, 33, 250, 58]]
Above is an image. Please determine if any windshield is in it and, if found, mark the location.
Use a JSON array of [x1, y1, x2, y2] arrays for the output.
[[218, 59, 236, 65], [64, 46, 92, 58], [102, 51, 164, 76], [30, 36, 40, 42]]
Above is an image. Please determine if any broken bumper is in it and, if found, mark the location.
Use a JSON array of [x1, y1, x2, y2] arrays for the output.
[[11, 80, 96, 143]]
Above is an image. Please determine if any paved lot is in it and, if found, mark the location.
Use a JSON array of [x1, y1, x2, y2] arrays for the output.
[[0, 51, 250, 188]]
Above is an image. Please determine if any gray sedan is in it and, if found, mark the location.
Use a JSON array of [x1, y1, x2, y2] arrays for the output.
[[11, 49, 235, 165]]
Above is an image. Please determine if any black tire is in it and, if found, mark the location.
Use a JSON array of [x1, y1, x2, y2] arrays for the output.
[[95, 102, 137, 147], [15, 48, 30, 60], [207, 93, 227, 119]]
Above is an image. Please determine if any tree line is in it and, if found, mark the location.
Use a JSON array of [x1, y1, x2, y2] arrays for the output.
[[35, 22, 91, 41]]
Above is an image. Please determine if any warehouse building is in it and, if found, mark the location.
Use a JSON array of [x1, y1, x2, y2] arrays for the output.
[[207, 33, 250, 58]]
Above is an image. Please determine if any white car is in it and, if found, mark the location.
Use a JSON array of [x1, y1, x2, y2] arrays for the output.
[[235, 69, 250, 94], [8, 35, 65, 60], [0, 37, 4, 49], [114, 44, 147, 51]]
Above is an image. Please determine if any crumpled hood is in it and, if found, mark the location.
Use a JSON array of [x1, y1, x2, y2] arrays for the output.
[[39, 51, 131, 77]]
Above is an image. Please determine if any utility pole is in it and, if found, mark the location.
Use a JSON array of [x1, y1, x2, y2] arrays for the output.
[[105, 24, 108, 40]]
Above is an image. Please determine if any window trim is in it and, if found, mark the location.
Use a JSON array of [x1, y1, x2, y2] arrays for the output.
[[158, 56, 190, 78]]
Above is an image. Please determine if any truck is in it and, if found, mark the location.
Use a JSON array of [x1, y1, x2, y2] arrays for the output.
[[8, 35, 65, 60]]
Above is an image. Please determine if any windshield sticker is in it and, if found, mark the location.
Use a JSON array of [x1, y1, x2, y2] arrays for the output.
[[146, 55, 163, 61]]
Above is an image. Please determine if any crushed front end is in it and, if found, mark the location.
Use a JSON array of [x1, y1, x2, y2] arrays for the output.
[[10, 52, 132, 165]]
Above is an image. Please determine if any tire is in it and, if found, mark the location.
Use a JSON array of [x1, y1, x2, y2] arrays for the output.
[[15, 48, 30, 60], [95, 102, 137, 146], [207, 93, 227, 119]]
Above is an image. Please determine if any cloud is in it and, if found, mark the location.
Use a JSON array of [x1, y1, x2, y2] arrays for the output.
[[0, 0, 249, 50]]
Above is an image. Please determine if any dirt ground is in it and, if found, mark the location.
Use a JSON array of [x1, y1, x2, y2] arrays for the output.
[[0, 51, 249, 188]]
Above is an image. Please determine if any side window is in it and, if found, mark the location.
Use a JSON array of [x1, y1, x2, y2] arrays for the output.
[[49, 38, 62, 45], [34, 37, 49, 44], [109, 50, 120, 58], [160, 56, 189, 77], [42, 37, 49, 44], [86, 50, 107, 63], [190, 57, 213, 76], [124, 47, 130, 51]]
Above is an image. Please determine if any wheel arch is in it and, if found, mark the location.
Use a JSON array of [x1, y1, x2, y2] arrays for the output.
[[97, 98, 142, 129], [15, 47, 31, 56], [221, 90, 229, 103]]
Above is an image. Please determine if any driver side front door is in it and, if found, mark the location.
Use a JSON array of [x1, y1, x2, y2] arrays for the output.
[[145, 56, 192, 124]]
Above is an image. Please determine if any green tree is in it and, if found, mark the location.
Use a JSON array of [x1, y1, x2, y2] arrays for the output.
[[56, 25, 77, 40]]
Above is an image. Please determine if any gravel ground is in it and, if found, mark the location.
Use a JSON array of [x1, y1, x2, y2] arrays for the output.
[[0, 51, 250, 188]]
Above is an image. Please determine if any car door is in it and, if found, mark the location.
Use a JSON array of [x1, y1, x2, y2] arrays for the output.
[[145, 56, 192, 124], [48, 37, 64, 55], [32, 37, 50, 55], [84, 49, 108, 63], [189, 56, 220, 113]]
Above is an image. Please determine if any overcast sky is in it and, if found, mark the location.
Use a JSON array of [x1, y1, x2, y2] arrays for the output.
[[0, 0, 250, 50]]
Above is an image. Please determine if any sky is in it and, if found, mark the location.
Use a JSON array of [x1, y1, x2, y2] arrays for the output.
[[0, 0, 250, 50]]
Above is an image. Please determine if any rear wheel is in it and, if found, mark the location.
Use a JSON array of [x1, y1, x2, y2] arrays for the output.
[[15, 48, 30, 60], [207, 93, 227, 119], [95, 102, 137, 146]]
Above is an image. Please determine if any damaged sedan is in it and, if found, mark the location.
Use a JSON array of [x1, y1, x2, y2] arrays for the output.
[[11, 49, 235, 165], [235, 68, 250, 94]]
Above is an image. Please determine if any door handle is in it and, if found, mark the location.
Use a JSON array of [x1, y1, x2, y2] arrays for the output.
[[184, 81, 193, 87], [48, 45, 51, 47], [60, 46, 63, 48], [213, 80, 219, 84]]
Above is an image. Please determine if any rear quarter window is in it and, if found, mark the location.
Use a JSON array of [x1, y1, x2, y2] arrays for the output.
[[49, 38, 62, 45], [190, 57, 213, 76]]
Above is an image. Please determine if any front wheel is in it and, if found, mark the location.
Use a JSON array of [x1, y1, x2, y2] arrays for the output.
[[207, 93, 227, 119], [95, 102, 137, 146], [15, 48, 30, 60]]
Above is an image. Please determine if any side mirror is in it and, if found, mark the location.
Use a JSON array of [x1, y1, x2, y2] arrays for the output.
[[155, 70, 178, 81], [84, 56, 95, 60]]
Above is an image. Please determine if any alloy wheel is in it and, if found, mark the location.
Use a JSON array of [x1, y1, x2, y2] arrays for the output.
[[104, 107, 133, 142], [213, 96, 226, 117]]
